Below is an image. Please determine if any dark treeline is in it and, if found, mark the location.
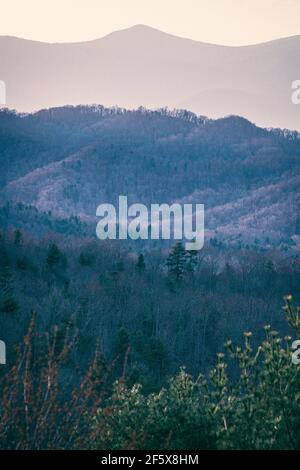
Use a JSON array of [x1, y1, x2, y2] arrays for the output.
[[1, 228, 299, 391], [0, 227, 299, 449]]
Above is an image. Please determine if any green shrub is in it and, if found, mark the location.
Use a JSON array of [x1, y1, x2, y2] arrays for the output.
[[91, 296, 300, 450]]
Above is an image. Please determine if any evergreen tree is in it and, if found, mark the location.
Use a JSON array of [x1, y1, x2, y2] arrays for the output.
[[46, 243, 67, 270], [136, 253, 146, 272], [13, 229, 22, 246], [114, 327, 130, 358], [79, 250, 94, 267], [166, 242, 187, 281], [0, 265, 19, 314], [1, 295, 19, 314]]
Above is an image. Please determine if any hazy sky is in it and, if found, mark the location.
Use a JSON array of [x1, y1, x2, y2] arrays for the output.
[[0, 0, 300, 45]]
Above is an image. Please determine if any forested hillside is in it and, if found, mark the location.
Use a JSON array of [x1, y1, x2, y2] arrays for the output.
[[0, 105, 299, 449], [0, 229, 299, 386], [1, 106, 300, 248]]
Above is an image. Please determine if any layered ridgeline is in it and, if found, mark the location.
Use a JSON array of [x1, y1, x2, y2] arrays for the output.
[[0, 25, 300, 130], [0, 105, 299, 249]]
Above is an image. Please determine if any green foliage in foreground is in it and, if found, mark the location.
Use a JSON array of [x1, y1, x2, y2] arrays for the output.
[[91, 296, 300, 450]]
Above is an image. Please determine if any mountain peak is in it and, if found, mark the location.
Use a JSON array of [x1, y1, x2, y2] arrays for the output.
[[128, 24, 155, 31], [107, 23, 171, 39]]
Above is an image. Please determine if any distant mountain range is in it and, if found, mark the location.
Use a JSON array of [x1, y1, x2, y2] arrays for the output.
[[0, 25, 300, 130], [0, 105, 299, 250]]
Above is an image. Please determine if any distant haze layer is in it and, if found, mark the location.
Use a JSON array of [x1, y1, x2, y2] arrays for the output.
[[0, 25, 300, 130]]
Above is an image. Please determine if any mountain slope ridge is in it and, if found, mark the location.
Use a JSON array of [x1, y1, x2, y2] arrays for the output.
[[1, 25, 299, 129], [1, 105, 299, 249]]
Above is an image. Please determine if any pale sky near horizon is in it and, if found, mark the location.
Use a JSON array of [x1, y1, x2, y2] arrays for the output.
[[0, 0, 300, 46]]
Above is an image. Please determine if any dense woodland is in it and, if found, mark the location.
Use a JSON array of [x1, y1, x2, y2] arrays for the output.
[[0, 227, 299, 449], [0, 228, 299, 382], [1, 106, 299, 248], [0, 106, 299, 449]]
